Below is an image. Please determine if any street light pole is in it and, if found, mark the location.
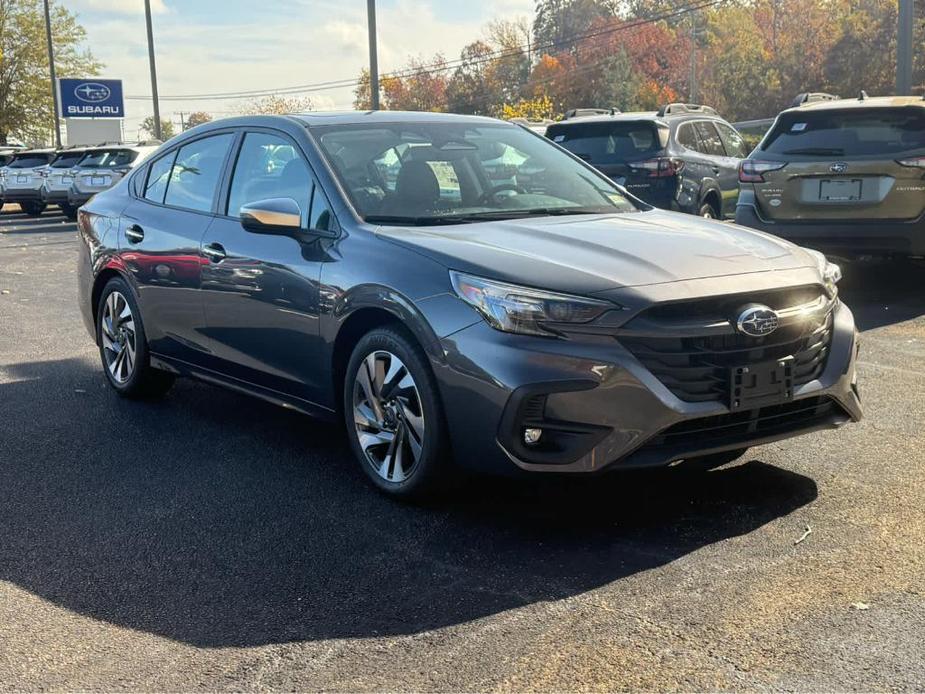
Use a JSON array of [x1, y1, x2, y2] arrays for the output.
[[896, 0, 914, 95], [367, 0, 380, 110], [43, 0, 61, 148], [144, 0, 163, 140]]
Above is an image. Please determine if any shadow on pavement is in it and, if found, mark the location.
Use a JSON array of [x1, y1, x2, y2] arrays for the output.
[[0, 358, 818, 648], [838, 260, 925, 331]]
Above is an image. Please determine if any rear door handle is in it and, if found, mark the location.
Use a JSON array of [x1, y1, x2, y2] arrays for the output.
[[712, 166, 721, 175], [202, 243, 227, 262], [125, 224, 144, 243]]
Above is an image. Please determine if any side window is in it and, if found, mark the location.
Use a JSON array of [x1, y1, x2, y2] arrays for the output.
[[676, 123, 700, 151], [227, 132, 312, 224], [144, 151, 176, 204], [693, 122, 727, 157], [163, 133, 234, 213], [309, 185, 334, 232], [715, 122, 749, 158]]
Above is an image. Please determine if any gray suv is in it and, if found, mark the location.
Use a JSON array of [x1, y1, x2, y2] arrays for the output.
[[547, 104, 749, 219], [77, 112, 861, 498]]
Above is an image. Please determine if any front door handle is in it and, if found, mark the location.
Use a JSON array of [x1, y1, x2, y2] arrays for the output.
[[202, 243, 227, 262], [125, 224, 144, 243]]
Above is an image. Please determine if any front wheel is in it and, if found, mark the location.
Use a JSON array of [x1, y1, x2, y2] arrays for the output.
[[61, 203, 78, 221], [97, 277, 175, 399], [344, 326, 450, 498]]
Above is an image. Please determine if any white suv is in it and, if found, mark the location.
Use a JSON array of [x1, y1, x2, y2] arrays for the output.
[[68, 141, 160, 213], [1, 149, 56, 216]]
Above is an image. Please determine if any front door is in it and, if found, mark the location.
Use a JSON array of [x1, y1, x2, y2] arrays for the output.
[[199, 130, 335, 404]]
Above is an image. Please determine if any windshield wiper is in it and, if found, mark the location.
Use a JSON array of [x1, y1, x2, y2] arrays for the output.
[[782, 147, 845, 156], [363, 215, 470, 226]]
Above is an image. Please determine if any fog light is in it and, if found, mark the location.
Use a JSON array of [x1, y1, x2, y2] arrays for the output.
[[523, 428, 543, 445]]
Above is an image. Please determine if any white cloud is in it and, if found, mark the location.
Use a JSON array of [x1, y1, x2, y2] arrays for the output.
[[70, 0, 168, 15]]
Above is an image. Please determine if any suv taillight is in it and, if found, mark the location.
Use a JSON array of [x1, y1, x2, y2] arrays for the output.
[[629, 157, 684, 177], [739, 159, 786, 183], [897, 156, 925, 169]]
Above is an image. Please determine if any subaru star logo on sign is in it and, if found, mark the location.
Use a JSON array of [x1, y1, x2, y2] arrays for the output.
[[735, 305, 780, 337], [830, 162, 849, 174], [58, 78, 124, 118]]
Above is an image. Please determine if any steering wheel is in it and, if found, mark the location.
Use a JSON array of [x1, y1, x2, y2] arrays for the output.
[[477, 183, 526, 205]]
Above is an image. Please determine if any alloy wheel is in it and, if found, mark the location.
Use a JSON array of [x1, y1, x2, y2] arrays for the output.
[[101, 291, 137, 384], [352, 350, 426, 483]]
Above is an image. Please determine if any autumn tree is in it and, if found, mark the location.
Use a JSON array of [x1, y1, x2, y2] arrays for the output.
[[241, 95, 313, 115], [184, 111, 212, 129], [533, 0, 617, 54], [0, 0, 101, 145]]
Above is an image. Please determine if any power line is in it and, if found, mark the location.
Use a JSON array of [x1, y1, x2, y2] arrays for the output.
[[123, 0, 726, 103]]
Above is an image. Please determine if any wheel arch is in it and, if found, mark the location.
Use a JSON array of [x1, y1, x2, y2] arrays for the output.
[[700, 186, 722, 216], [90, 265, 133, 341]]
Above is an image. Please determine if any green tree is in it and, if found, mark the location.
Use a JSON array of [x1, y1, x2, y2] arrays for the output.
[[0, 0, 101, 145], [446, 41, 497, 115], [140, 115, 175, 140], [533, 0, 617, 54], [241, 94, 313, 115]]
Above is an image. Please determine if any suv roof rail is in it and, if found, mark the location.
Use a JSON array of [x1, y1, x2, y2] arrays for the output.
[[509, 117, 555, 126], [562, 107, 621, 120], [656, 103, 718, 117], [858, 90, 869, 101], [791, 92, 839, 107]]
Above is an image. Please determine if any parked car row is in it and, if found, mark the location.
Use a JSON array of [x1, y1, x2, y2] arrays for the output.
[[0, 141, 159, 219], [537, 94, 925, 259]]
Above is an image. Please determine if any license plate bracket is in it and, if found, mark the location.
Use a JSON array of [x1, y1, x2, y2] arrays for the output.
[[90, 175, 109, 187], [819, 178, 861, 201], [729, 357, 794, 411]]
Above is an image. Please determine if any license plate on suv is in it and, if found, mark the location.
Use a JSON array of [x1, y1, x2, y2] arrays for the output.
[[819, 178, 862, 201], [730, 358, 794, 411], [90, 175, 110, 187]]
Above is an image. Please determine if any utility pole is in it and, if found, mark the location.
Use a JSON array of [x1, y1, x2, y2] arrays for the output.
[[144, 0, 163, 139], [367, 0, 380, 110], [896, 0, 914, 95], [689, 12, 699, 103], [43, 0, 61, 148], [177, 112, 187, 131]]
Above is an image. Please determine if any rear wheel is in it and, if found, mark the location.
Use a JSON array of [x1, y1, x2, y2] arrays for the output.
[[60, 204, 78, 221], [21, 201, 46, 217], [698, 201, 719, 219], [96, 277, 174, 399], [344, 326, 450, 498]]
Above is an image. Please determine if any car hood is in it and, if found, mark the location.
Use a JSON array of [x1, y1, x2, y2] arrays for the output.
[[375, 209, 817, 295]]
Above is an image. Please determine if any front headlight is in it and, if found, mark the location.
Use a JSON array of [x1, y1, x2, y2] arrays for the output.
[[806, 249, 842, 299], [450, 271, 614, 337]]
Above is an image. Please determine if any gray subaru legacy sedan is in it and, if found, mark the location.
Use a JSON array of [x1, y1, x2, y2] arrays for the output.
[[76, 111, 861, 498]]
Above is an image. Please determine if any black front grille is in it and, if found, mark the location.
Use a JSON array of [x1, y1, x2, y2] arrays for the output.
[[621, 302, 833, 404], [641, 396, 843, 453]]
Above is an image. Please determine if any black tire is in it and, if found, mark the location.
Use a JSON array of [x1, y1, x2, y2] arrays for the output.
[[698, 201, 719, 219], [96, 277, 175, 399], [681, 447, 748, 472], [21, 201, 46, 217], [61, 204, 78, 221], [343, 325, 450, 499]]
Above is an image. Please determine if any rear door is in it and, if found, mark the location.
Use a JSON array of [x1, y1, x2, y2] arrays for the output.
[[753, 107, 925, 222], [714, 121, 749, 215], [693, 121, 739, 217], [119, 132, 236, 363]]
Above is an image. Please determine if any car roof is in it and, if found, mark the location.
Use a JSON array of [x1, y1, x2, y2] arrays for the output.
[[782, 95, 925, 114], [549, 112, 664, 126]]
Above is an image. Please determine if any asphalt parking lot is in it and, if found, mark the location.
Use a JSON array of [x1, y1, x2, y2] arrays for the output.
[[1, 205, 923, 691]]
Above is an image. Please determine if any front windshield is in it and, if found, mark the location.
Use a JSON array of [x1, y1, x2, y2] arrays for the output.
[[312, 122, 638, 225], [77, 149, 137, 169]]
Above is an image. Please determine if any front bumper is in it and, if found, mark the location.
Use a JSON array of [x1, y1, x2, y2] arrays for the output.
[[736, 199, 925, 258], [437, 301, 861, 475]]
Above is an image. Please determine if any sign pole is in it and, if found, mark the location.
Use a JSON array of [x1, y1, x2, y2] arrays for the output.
[[367, 0, 380, 110], [43, 0, 62, 148], [144, 0, 162, 140], [896, 0, 914, 95]]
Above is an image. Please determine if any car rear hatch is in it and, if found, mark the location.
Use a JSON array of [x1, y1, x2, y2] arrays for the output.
[[751, 106, 925, 222], [546, 119, 669, 184], [74, 148, 137, 193], [4, 154, 50, 190]]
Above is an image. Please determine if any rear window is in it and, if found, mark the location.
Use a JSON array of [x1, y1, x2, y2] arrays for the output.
[[762, 108, 925, 156], [51, 153, 84, 168], [547, 121, 665, 164], [78, 149, 138, 169], [9, 155, 50, 168]]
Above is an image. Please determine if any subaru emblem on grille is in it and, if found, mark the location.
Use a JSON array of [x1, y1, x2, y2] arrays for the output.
[[735, 305, 780, 337], [830, 162, 848, 173]]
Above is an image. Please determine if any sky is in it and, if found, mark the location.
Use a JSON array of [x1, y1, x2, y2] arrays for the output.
[[67, 0, 535, 139]]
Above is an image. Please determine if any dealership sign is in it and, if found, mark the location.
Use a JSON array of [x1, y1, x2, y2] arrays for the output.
[[58, 79, 124, 118]]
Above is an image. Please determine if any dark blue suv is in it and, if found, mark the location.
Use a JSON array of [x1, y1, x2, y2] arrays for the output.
[[546, 104, 749, 219]]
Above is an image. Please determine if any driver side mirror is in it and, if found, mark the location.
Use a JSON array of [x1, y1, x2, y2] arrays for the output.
[[240, 197, 302, 234]]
